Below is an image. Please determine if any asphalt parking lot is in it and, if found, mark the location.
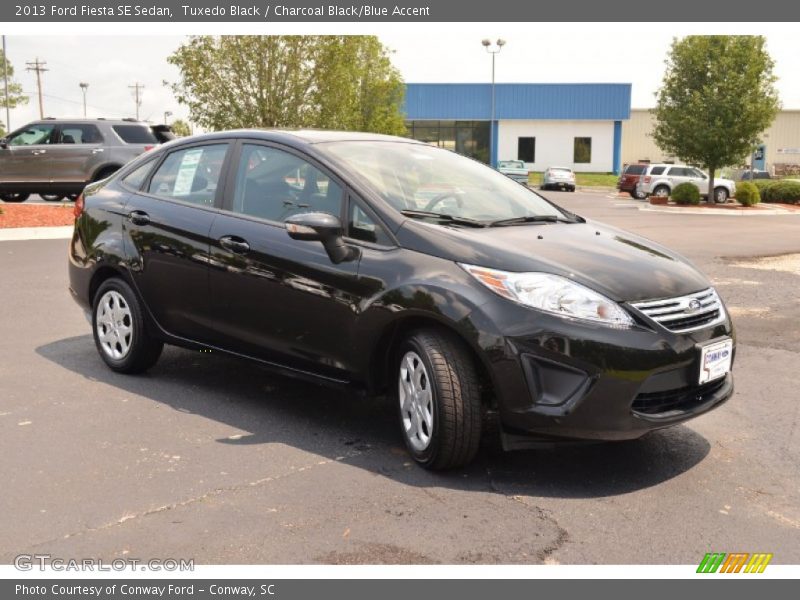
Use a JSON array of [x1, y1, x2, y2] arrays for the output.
[[1, 191, 799, 565]]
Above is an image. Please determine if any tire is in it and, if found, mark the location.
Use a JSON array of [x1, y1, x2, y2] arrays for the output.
[[41, 194, 65, 202], [92, 278, 163, 374], [569, 186, 576, 192], [93, 167, 119, 182], [653, 185, 670, 198], [713, 187, 729, 204], [632, 189, 647, 200], [540, 184, 548, 191], [0, 192, 30, 203], [394, 329, 482, 470], [66, 193, 80, 202]]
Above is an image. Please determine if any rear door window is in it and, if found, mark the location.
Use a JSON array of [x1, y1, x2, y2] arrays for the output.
[[147, 144, 229, 207], [113, 125, 159, 145], [58, 124, 103, 144]]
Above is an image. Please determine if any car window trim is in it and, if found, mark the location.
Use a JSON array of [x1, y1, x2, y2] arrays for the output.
[[138, 139, 235, 211], [117, 155, 160, 193], [344, 191, 398, 249], [218, 138, 349, 228]]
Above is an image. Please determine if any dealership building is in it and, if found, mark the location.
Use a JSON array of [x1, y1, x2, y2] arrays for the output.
[[403, 83, 632, 173]]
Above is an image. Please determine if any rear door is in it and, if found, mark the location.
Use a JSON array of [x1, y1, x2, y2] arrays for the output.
[[206, 141, 364, 379], [123, 141, 232, 341], [48, 123, 105, 184]]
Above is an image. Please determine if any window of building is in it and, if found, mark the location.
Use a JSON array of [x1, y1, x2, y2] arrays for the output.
[[148, 143, 228, 207], [404, 120, 490, 164], [517, 137, 535, 163], [574, 137, 592, 163]]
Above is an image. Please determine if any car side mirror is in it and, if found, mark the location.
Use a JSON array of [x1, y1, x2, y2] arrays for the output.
[[285, 212, 358, 264], [0, 138, 8, 149]]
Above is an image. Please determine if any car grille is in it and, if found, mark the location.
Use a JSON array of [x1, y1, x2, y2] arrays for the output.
[[629, 288, 725, 333], [632, 377, 727, 415]]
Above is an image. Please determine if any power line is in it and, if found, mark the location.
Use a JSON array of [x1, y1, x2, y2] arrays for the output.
[[25, 57, 48, 119], [128, 82, 144, 120]]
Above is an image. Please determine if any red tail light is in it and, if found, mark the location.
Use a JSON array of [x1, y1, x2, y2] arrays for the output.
[[644, 176, 652, 183], [144, 145, 155, 152], [73, 194, 85, 219]]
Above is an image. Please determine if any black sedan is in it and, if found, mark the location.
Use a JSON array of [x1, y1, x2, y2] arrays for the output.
[[68, 130, 735, 470]]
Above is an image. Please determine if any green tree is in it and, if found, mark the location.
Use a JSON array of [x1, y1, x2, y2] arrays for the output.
[[652, 36, 780, 202], [0, 49, 29, 135], [169, 118, 191, 137], [166, 36, 405, 135]]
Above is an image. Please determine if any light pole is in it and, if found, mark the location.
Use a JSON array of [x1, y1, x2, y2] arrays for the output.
[[79, 82, 89, 118], [2, 36, 10, 133], [482, 38, 505, 168], [164, 110, 172, 125]]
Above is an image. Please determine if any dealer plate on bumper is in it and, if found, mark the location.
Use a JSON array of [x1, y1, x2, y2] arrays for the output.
[[698, 338, 733, 384]]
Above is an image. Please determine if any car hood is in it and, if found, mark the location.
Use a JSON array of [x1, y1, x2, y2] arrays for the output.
[[397, 219, 710, 302]]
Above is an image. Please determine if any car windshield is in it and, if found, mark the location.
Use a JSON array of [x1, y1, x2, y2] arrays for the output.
[[321, 141, 567, 223]]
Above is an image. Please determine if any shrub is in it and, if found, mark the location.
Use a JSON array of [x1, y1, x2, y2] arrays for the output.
[[761, 180, 800, 204], [671, 182, 701, 205], [735, 182, 760, 207], [752, 179, 776, 197]]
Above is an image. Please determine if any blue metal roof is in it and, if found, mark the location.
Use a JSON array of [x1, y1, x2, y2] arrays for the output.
[[403, 83, 631, 121]]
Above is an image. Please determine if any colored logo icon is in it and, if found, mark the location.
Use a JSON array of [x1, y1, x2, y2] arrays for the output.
[[697, 552, 773, 573]]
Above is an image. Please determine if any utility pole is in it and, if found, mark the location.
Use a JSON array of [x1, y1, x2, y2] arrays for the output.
[[25, 57, 48, 119], [128, 82, 144, 120], [163, 110, 172, 125], [2, 36, 10, 132]]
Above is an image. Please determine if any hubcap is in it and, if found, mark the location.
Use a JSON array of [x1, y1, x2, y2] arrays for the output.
[[96, 290, 133, 360], [398, 351, 434, 451], [716, 189, 726, 203], [655, 187, 669, 197]]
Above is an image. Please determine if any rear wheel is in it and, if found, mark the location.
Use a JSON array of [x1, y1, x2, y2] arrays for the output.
[[0, 192, 30, 203], [92, 278, 163, 374], [653, 185, 670, 198], [713, 187, 729, 204], [632, 189, 647, 200], [41, 194, 65, 202], [394, 329, 482, 470], [93, 167, 119, 182]]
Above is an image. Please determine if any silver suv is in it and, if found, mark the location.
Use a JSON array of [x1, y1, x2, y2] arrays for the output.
[[0, 118, 174, 202], [636, 163, 736, 204]]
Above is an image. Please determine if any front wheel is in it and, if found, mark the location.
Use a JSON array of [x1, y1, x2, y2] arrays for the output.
[[0, 192, 30, 203], [632, 189, 647, 200], [92, 278, 163, 374], [41, 194, 65, 202], [653, 185, 670, 198], [713, 187, 729, 204], [395, 329, 482, 470]]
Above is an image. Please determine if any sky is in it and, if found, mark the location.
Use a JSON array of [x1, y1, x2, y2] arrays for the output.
[[3, 32, 800, 132]]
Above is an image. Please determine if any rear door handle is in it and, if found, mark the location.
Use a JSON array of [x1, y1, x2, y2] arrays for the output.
[[127, 210, 150, 226], [219, 235, 250, 254], [31, 149, 46, 155], [91, 148, 104, 154]]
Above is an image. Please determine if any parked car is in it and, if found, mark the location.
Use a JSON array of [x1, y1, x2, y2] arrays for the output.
[[739, 170, 771, 181], [0, 118, 174, 203], [617, 163, 649, 199], [69, 130, 735, 470], [636, 164, 736, 203], [541, 166, 576, 191], [497, 160, 529, 184]]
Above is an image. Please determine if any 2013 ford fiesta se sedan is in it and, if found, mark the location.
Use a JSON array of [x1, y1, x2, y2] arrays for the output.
[[68, 130, 735, 470]]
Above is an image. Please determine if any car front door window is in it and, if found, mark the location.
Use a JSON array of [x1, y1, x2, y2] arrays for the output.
[[7, 123, 54, 146]]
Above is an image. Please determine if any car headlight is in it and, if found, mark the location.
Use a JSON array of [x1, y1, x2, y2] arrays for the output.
[[460, 264, 634, 328]]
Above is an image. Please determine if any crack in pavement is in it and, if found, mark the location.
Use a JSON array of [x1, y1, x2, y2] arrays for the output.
[[18, 449, 365, 553], [483, 464, 570, 563]]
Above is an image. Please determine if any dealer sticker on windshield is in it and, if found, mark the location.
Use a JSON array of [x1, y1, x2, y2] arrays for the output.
[[698, 338, 733, 385]]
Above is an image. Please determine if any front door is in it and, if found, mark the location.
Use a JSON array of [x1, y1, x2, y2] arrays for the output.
[[0, 122, 56, 185], [124, 142, 231, 341], [207, 142, 363, 380]]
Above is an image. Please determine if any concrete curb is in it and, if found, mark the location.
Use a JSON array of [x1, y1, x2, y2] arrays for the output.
[[0, 226, 73, 241], [639, 205, 798, 216]]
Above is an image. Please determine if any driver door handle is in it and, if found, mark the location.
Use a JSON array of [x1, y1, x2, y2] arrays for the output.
[[31, 149, 46, 155], [219, 235, 250, 254], [127, 210, 150, 226]]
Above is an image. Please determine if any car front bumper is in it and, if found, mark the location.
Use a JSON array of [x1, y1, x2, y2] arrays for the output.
[[466, 297, 735, 443]]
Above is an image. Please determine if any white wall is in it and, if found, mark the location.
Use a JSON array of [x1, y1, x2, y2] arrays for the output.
[[497, 120, 615, 172]]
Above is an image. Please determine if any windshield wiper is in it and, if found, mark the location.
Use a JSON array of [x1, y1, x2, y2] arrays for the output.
[[400, 210, 486, 228], [488, 215, 573, 227]]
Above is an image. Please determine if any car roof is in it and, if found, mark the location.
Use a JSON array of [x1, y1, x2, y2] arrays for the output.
[[34, 118, 152, 125], [165, 128, 425, 147], [548, 166, 573, 170]]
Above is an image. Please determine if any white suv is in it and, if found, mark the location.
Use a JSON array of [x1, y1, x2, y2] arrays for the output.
[[636, 164, 736, 203]]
